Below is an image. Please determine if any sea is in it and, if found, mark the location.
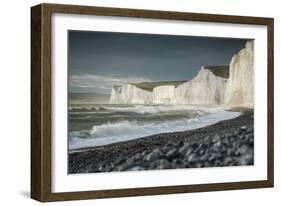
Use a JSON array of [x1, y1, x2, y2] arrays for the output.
[[68, 93, 241, 151]]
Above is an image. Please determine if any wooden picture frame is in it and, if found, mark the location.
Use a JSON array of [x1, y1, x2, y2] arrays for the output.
[[31, 3, 274, 202]]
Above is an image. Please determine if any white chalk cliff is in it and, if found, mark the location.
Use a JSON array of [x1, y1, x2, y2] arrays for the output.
[[224, 41, 254, 107], [109, 40, 254, 107], [109, 84, 153, 104], [174, 67, 227, 105], [153, 85, 176, 104]]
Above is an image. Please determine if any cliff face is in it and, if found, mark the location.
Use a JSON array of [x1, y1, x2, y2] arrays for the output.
[[153, 85, 176, 104], [109, 40, 254, 107], [109, 84, 153, 104], [224, 41, 254, 107], [175, 67, 227, 104]]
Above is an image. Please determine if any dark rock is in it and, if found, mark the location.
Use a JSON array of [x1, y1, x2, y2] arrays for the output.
[[172, 158, 182, 166], [191, 142, 199, 149], [238, 153, 254, 165], [126, 156, 136, 166], [157, 159, 171, 170], [167, 141, 178, 148], [178, 140, 184, 147], [197, 149, 205, 155], [166, 148, 179, 160], [127, 166, 145, 171], [141, 150, 149, 156], [184, 148, 194, 157], [211, 141, 222, 153], [248, 137, 254, 147], [199, 153, 209, 161], [247, 127, 254, 133], [212, 134, 220, 143], [214, 141, 222, 147], [204, 136, 210, 142], [194, 162, 203, 168], [240, 125, 247, 132], [237, 145, 250, 156], [208, 153, 221, 162], [233, 141, 239, 149], [179, 143, 191, 155], [132, 152, 141, 160], [224, 157, 234, 165], [228, 135, 236, 143], [187, 153, 198, 163], [145, 148, 162, 162]]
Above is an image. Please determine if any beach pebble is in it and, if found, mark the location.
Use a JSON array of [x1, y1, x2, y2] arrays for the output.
[[240, 125, 247, 131], [238, 153, 254, 165], [238, 145, 250, 155], [127, 166, 145, 171], [191, 142, 199, 149], [197, 149, 205, 155], [145, 149, 161, 162], [223, 157, 234, 165], [166, 148, 179, 160], [212, 134, 221, 142], [179, 143, 191, 155], [208, 153, 221, 162], [187, 153, 198, 163], [157, 159, 171, 169], [247, 127, 253, 133]]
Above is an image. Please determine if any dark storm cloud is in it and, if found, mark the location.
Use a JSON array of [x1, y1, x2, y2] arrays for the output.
[[68, 30, 248, 93]]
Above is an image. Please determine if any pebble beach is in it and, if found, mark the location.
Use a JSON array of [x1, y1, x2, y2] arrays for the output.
[[69, 110, 254, 174]]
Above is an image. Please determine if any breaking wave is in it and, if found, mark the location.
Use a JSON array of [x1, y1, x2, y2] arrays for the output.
[[69, 110, 241, 150], [69, 104, 226, 114]]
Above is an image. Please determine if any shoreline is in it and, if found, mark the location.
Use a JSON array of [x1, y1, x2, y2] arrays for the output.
[[69, 109, 254, 174]]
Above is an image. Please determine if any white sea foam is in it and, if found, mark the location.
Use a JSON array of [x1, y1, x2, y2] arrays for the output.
[[103, 104, 224, 114], [69, 109, 241, 150], [69, 105, 106, 111]]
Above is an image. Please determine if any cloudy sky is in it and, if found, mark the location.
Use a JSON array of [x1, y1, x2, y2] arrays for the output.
[[68, 31, 249, 94]]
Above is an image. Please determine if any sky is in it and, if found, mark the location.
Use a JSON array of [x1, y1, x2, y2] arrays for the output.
[[68, 30, 249, 94]]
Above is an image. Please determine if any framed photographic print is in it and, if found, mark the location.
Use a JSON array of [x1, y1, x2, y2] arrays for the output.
[[31, 3, 274, 202]]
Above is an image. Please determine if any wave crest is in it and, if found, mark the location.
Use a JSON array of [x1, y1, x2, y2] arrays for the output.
[[69, 110, 241, 150]]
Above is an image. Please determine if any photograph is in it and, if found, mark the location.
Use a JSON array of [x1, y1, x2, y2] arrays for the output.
[[30, 3, 274, 201], [67, 31, 254, 174]]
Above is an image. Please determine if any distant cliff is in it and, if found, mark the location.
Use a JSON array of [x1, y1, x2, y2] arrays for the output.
[[174, 66, 227, 105], [109, 84, 153, 104], [109, 40, 254, 107], [109, 81, 185, 104]]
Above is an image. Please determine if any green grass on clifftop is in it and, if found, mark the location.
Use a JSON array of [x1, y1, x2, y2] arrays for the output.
[[131, 80, 187, 91]]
